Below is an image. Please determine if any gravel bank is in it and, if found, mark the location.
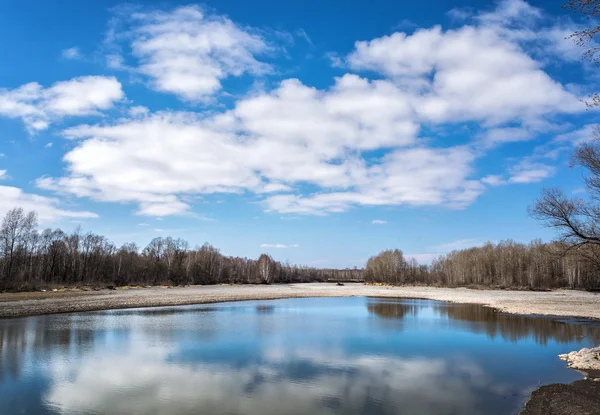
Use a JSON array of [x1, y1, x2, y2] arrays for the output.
[[0, 283, 599, 319], [519, 380, 600, 415]]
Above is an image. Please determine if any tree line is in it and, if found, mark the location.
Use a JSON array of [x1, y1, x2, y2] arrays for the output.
[[364, 242, 599, 290], [2, 204, 599, 291], [0, 207, 362, 291]]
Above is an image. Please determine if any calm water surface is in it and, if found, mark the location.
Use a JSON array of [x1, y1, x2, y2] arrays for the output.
[[1, 297, 599, 415]]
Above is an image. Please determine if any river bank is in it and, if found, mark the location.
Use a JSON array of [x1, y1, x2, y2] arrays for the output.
[[520, 379, 600, 415], [1, 283, 600, 319]]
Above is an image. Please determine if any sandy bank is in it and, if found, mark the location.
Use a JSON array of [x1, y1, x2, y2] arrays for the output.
[[0, 283, 599, 320]]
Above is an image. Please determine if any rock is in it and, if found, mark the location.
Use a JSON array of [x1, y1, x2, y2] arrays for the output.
[[336, 282, 345, 286], [559, 346, 600, 374]]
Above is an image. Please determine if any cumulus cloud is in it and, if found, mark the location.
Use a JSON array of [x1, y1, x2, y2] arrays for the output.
[[35, 74, 443, 216], [260, 243, 299, 249], [0, 185, 97, 222], [0, 76, 124, 132], [108, 5, 271, 101], [0, 170, 7, 180], [346, 24, 581, 126], [263, 146, 484, 214], [39, 108, 481, 215], [35, 0, 589, 216]]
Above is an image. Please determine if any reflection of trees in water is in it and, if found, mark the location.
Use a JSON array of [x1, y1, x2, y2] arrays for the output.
[[0, 307, 230, 381], [0, 317, 94, 380], [435, 303, 600, 345], [367, 300, 419, 320], [0, 322, 27, 379], [104, 306, 218, 316], [256, 305, 275, 314]]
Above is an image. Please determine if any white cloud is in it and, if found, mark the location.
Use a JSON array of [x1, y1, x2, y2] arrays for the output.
[[45, 142, 53, 148], [372, 219, 387, 224], [476, 0, 541, 26], [0, 76, 124, 132], [260, 243, 299, 249], [109, 5, 271, 101], [36, 0, 588, 216], [128, 106, 149, 118], [448, 0, 583, 64], [481, 175, 506, 186], [555, 124, 600, 145], [263, 146, 484, 214], [0, 170, 7, 180], [476, 0, 585, 63], [508, 160, 556, 183], [61, 47, 82, 60], [0, 185, 97, 223], [346, 24, 581, 125], [479, 127, 533, 148], [36, 75, 440, 216]]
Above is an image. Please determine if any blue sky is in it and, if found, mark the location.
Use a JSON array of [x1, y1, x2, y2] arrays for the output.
[[0, 0, 598, 267]]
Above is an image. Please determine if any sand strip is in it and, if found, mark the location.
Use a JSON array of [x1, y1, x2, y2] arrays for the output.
[[0, 283, 599, 319]]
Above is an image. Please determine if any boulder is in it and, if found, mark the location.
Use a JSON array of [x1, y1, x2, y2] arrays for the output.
[[559, 346, 600, 374]]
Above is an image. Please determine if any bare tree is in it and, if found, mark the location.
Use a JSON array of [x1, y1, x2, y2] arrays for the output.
[[257, 254, 274, 284], [564, 0, 600, 106], [0, 208, 37, 283], [530, 136, 600, 277], [365, 249, 407, 285]]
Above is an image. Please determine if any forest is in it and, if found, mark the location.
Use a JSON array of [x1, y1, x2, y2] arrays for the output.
[[1, 205, 599, 291], [0, 207, 363, 291], [364, 243, 599, 290]]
